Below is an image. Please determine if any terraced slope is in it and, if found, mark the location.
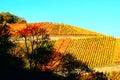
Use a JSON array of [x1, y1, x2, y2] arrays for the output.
[[64, 36, 116, 68]]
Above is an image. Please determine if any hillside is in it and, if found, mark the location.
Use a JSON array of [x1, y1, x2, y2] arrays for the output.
[[28, 22, 104, 36], [2, 22, 120, 79], [8, 22, 106, 36], [7, 22, 120, 67], [2, 23, 119, 66]]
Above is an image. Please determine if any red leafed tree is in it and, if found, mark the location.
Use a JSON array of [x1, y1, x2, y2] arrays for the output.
[[28, 24, 48, 52], [16, 23, 52, 70], [16, 24, 31, 54], [16, 23, 48, 54]]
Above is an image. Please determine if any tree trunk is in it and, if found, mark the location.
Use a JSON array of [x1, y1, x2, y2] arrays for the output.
[[24, 36, 29, 54]]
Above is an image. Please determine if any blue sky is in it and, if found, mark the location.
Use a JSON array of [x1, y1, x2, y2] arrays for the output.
[[0, 0, 120, 38]]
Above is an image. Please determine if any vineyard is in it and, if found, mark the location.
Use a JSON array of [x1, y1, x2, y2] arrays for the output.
[[64, 36, 116, 67], [114, 38, 120, 64]]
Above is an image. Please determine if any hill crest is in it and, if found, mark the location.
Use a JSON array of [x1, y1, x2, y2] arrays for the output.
[[8, 22, 109, 37]]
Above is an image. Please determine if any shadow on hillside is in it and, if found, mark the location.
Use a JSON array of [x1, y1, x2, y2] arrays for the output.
[[56, 53, 108, 80], [0, 45, 108, 80], [0, 54, 64, 80], [0, 42, 108, 80], [0, 46, 108, 80], [0, 42, 63, 80], [0, 69, 64, 80]]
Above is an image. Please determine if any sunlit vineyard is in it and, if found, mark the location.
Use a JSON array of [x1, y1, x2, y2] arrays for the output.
[[64, 36, 116, 68]]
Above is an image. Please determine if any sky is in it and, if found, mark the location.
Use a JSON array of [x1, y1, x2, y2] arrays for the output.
[[0, 0, 120, 38]]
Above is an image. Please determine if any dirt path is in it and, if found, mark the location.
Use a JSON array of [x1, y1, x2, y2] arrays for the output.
[[93, 65, 120, 72]]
